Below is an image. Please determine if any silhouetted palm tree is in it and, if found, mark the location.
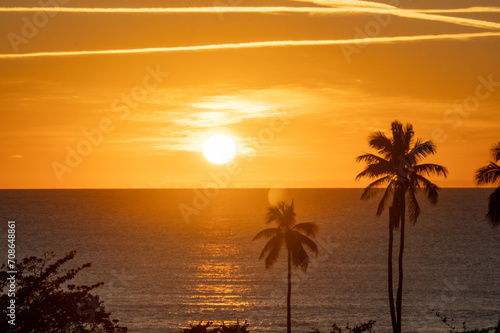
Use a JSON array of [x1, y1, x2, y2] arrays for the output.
[[356, 121, 448, 333], [475, 142, 500, 227], [253, 200, 318, 333]]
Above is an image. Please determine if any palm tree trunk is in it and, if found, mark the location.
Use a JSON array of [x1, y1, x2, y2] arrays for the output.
[[396, 195, 406, 333], [388, 206, 397, 333], [287, 249, 292, 333]]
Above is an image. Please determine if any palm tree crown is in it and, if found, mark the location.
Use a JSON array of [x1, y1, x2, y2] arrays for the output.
[[356, 121, 448, 224], [254, 200, 318, 270], [475, 142, 500, 226]]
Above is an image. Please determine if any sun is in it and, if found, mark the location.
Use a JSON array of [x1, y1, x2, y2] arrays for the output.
[[203, 134, 236, 164]]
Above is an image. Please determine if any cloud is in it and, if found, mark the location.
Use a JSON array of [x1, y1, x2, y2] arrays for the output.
[[0, 31, 499, 59]]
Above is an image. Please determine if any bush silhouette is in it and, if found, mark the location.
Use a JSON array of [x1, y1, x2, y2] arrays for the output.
[[181, 320, 249, 333], [309, 320, 376, 333], [0, 250, 127, 333], [436, 312, 498, 333]]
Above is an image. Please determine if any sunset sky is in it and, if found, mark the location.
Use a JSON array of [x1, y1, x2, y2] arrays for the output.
[[1, 0, 499, 188]]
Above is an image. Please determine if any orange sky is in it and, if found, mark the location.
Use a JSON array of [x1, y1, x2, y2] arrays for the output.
[[1, 0, 499, 188]]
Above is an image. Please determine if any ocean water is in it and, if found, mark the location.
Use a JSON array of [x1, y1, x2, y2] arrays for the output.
[[1, 189, 499, 333]]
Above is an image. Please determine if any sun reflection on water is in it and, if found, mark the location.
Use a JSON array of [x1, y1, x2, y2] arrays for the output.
[[182, 243, 254, 313]]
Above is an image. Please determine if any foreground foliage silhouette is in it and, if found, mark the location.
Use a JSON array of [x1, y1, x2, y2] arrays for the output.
[[356, 120, 448, 333], [475, 142, 500, 226], [309, 320, 376, 333], [436, 312, 499, 333], [0, 251, 127, 333], [180, 320, 249, 333], [253, 200, 318, 333]]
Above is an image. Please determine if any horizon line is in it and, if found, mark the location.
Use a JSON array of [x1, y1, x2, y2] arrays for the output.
[[0, 187, 494, 190]]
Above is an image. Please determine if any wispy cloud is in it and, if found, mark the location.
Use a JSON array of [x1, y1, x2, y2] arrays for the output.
[[0, 32, 499, 59]]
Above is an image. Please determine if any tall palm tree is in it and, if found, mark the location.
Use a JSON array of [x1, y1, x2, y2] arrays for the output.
[[355, 121, 448, 333], [253, 200, 318, 333], [475, 142, 500, 227]]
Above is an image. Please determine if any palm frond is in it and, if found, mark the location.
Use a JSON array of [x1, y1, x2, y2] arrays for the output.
[[361, 176, 392, 200], [293, 231, 319, 256], [368, 131, 392, 156], [253, 228, 279, 241], [356, 163, 390, 180], [286, 234, 310, 272], [486, 186, 500, 227], [491, 142, 500, 162], [293, 222, 318, 237], [408, 140, 436, 163], [475, 162, 500, 186], [403, 123, 415, 153], [413, 164, 448, 178], [377, 182, 395, 215], [259, 234, 283, 268], [265, 205, 282, 224], [411, 174, 439, 204], [406, 188, 421, 224], [355, 153, 388, 165], [283, 200, 296, 226], [390, 121, 405, 154]]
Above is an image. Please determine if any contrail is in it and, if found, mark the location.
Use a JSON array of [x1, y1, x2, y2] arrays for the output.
[[291, 0, 397, 9], [421, 7, 500, 14], [0, 6, 343, 13], [1, 6, 500, 30], [290, 0, 500, 30], [1, 32, 499, 59]]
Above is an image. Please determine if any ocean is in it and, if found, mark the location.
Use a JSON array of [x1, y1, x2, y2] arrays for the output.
[[1, 189, 499, 333]]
